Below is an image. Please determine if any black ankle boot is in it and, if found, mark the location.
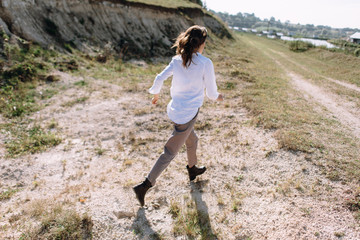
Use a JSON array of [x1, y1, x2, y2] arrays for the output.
[[187, 165, 206, 181], [133, 178, 152, 207]]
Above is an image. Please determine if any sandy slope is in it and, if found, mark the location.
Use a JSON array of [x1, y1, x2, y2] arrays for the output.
[[1, 69, 360, 240]]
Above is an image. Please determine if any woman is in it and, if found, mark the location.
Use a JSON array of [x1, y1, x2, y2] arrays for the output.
[[133, 25, 223, 206]]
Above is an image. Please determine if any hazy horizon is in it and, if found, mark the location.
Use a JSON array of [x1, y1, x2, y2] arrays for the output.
[[204, 0, 359, 29]]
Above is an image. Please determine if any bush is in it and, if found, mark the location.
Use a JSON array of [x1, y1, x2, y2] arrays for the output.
[[2, 62, 37, 83], [355, 48, 360, 57], [289, 40, 314, 52]]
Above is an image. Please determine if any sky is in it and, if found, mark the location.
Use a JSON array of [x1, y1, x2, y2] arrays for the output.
[[204, 0, 360, 29]]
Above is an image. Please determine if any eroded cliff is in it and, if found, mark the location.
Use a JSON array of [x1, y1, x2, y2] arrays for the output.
[[0, 0, 231, 58]]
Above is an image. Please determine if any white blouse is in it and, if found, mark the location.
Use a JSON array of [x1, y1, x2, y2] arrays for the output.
[[149, 53, 219, 124]]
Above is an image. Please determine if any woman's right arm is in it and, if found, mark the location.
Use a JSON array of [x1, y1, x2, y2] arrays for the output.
[[203, 59, 221, 101]]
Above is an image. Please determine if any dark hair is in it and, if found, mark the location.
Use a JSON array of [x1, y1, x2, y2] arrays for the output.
[[172, 25, 207, 68]]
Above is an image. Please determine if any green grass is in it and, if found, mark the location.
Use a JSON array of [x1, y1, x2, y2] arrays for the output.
[[255, 36, 360, 86], [1, 40, 63, 118], [2, 122, 62, 158], [61, 96, 89, 108], [170, 196, 217, 239], [21, 204, 92, 240], [0, 40, 70, 157], [0, 188, 20, 201]]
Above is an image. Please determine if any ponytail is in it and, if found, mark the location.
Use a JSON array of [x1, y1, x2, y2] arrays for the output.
[[172, 25, 207, 68]]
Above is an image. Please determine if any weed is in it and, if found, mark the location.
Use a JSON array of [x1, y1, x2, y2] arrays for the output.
[[0, 188, 20, 201], [3, 123, 62, 158], [169, 199, 181, 218], [334, 232, 345, 238], [216, 194, 225, 206], [74, 80, 87, 87], [40, 88, 58, 100], [197, 121, 212, 131], [276, 180, 292, 196], [300, 207, 311, 217], [46, 119, 58, 129], [61, 96, 89, 107], [22, 204, 92, 239], [288, 40, 314, 52], [123, 159, 133, 167], [235, 175, 244, 182], [221, 81, 236, 90], [95, 147, 106, 156], [345, 192, 360, 220], [134, 108, 148, 116], [171, 196, 217, 239], [295, 180, 304, 193]]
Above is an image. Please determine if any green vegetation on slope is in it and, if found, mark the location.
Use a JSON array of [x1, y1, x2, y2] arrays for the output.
[[0, 32, 66, 157]]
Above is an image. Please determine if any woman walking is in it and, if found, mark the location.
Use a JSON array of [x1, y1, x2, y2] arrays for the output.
[[133, 25, 223, 206]]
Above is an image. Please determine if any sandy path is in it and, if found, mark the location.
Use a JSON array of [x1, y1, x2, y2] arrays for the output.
[[1, 69, 360, 239], [268, 49, 360, 93], [289, 72, 360, 138], [253, 43, 360, 139]]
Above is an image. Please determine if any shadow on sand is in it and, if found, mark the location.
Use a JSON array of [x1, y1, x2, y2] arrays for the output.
[[131, 180, 217, 239], [131, 208, 163, 240], [190, 180, 218, 240]]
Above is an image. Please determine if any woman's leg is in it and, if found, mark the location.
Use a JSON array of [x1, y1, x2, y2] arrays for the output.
[[147, 116, 197, 186], [185, 129, 198, 168]]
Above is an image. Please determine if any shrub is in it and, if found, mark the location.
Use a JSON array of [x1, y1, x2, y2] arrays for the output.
[[2, 62, 37, 83], [289, 40, 314, 52], [355, 48, 360, 57]]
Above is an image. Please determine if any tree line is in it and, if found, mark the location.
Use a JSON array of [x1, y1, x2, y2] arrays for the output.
[[214, 11, 359, 39]]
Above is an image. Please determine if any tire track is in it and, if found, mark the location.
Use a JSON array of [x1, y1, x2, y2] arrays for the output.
[[268, 49, 360, 93], [289, 72, 360, 138]]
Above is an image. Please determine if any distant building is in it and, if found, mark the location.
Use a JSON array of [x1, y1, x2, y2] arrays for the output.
[[350, 32, 360, 44], [275, 32, 284, 39], [251, 29, 257, 33], [288, 32, 295, 37], [229, 26, 240, 31]]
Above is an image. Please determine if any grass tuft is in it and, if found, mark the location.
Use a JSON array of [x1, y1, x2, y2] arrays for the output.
[[0, 188, 20, 201], [21, 204, 92, 239], [3, 123, 62, 158]]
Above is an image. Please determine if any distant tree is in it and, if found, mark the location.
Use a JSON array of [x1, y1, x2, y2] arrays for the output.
[[214, 10, 359, 39]]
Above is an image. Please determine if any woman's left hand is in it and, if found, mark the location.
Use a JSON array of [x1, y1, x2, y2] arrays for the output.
[[152, 94, 159, 104]]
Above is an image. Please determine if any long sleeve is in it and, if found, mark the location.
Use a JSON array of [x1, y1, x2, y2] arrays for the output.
[[203, 59, 219, 100], [149, 59, 174, 94]]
